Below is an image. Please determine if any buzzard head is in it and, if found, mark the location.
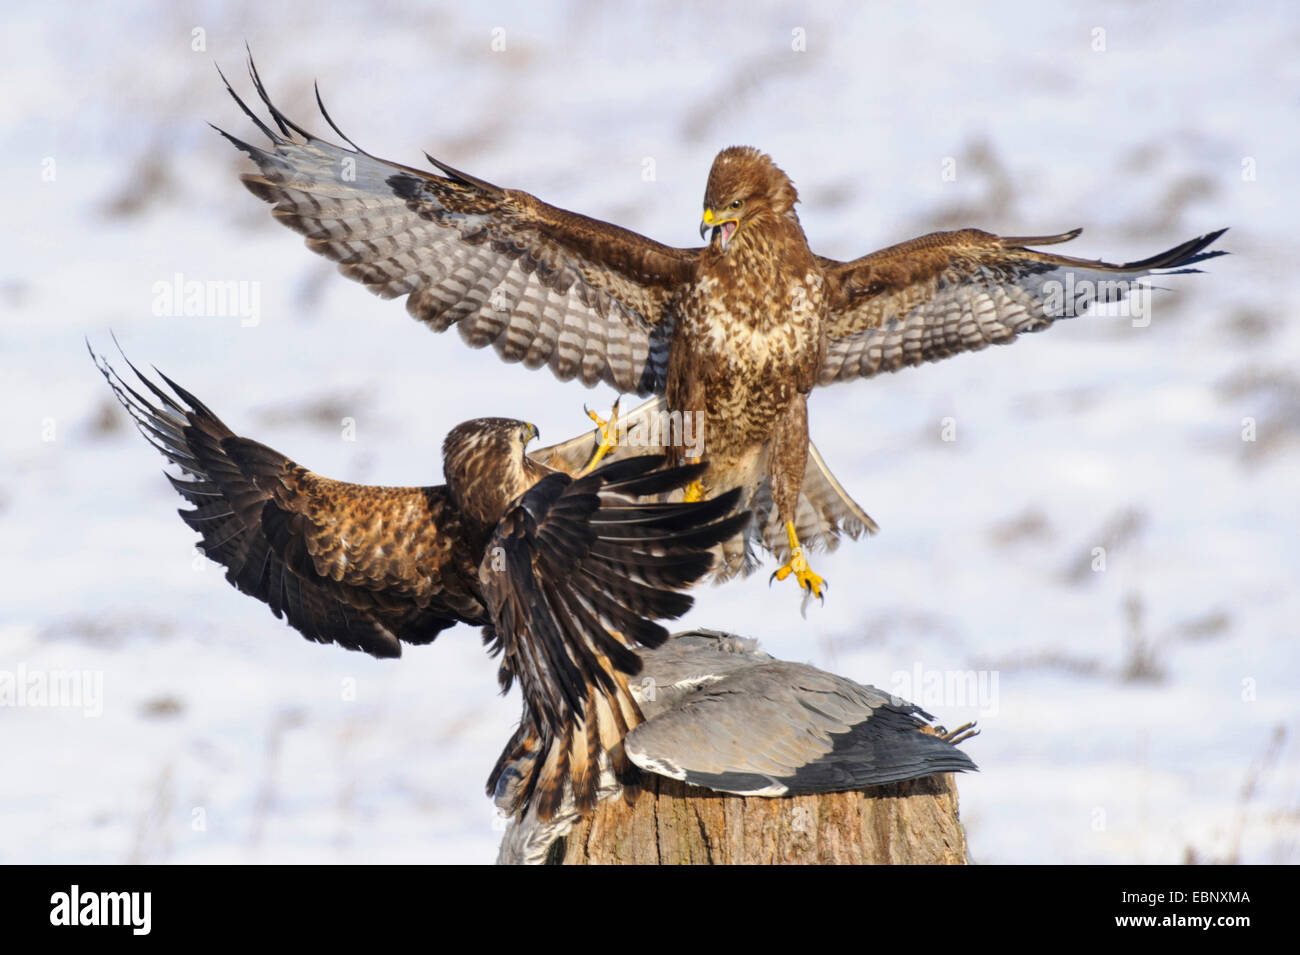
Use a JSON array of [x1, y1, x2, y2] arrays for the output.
[[699, 146, 800, 253], [442, 417, 540, 529]]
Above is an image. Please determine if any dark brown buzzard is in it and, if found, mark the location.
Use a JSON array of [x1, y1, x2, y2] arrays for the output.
[[217, 60, 1227, 599], [92, 344, 747, 821]]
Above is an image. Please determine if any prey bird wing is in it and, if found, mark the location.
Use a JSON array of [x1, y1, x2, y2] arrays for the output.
[[217, 59, 698, 395], [496, 629, 977, 863], [525, 395, 675, 475], [817, 227, 1228, 384], [625, 632, 975, 795]]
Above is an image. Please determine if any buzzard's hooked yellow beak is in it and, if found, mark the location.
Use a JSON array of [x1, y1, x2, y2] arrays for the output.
[[523, 422, 539, 445], [700, 207, 740, 251]]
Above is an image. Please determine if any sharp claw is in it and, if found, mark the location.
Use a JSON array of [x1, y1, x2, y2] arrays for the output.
[[940, 721, 980, 745], [577, 399, 621, 476]]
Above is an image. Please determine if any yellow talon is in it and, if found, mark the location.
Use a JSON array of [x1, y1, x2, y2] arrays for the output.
[[682, 479, 706, 503], [769, 521, 826, 600], [577, 398, 621, 476]]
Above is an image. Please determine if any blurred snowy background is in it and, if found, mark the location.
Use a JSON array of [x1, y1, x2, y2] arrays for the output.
[[2, 0, 1297, 864]]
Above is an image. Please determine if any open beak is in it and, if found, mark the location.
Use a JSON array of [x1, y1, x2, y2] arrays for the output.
[[700, 207, 740, 252]]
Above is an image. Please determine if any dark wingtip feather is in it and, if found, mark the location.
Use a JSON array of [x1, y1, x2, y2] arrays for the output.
[[1166, 228, 1230, 270], [635, 620, 670, 649], [422, 152, 504, 193], [706, 485, 744, 517], [244, 49, 315, 142], [313, 81, 365, 154], [594, 458, 708, 498], [216, 59, 283, 145], [1132, 227, 1230, 272], [149, 366, 224, 423], [574, 453, 666, 491], [209, 122, 272, 164], [96, 334, 184, 419]]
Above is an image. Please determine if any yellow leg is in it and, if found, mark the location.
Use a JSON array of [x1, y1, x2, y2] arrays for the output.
[[681, 479, 707, 503], [770, 521, 826, 600], [577, 398, 621, 476]]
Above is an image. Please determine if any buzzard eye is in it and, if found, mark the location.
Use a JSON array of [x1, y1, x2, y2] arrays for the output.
[[730, 199, 742, 209]]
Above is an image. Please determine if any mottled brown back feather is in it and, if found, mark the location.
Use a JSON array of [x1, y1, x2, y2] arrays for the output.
[[92, 345, 482, 656]]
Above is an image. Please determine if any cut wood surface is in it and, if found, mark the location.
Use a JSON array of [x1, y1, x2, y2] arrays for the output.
[[556, 771, 968, 865]]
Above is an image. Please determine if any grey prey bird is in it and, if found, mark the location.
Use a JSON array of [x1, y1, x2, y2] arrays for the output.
[[92, 343, 748, 823], [495, 628, 978, 864]]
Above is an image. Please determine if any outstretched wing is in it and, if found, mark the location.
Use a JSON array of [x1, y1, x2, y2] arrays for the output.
[[481, 457, 749, 820], [818, 227, 1228, 385], [217, 59, 699, 395], [92, 343, 485, 657]]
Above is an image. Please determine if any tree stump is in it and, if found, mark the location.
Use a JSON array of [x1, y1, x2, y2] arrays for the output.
[[554, 771, 968, 865]]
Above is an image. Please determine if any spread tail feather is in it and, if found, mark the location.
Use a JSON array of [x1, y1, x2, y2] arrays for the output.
[[712, 440, 877, 582]]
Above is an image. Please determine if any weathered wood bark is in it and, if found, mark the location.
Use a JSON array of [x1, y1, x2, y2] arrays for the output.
[[555, 771, 967, 864]]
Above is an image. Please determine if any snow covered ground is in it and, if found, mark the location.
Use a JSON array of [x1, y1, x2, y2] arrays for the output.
[[2, 0, 1297, 864]]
